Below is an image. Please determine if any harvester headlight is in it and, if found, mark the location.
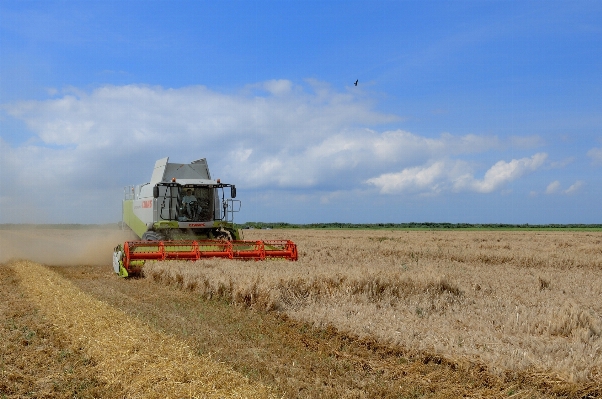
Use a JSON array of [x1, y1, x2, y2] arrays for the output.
[[217, 178, 221, 183], [171, 177, 176, 182]]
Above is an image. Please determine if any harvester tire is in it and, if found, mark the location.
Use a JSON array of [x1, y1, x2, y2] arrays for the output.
[[142, 231, 165, 241], [214, 228, 233, 241]]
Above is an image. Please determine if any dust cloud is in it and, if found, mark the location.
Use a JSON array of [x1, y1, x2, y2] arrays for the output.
[[0, 226, 137, 266]]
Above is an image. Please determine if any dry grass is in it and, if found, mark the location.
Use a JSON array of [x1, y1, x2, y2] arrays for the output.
[[9, 259, 273, 399], [144, 229, 602, 387]]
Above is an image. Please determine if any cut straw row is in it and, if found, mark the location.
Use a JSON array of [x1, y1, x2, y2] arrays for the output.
[[11, 260, 273, 399]]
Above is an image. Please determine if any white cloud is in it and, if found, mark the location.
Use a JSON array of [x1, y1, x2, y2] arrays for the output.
[[564, 180, 584, 195], [5, 82, 398, 153], [546, 180, 561, 194], [366, 153, 548, 195], [0, 81, 553, 223], [224, 129, 501, 190], [455, 153, 547, 193], [587, 147, 602, 165], [259, 79, 293, 96], [544, 180, 585, 196], [365, 161, 449, 194]]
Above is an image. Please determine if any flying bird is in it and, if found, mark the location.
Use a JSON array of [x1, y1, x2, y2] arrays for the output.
[[354, 80, 358, 86]]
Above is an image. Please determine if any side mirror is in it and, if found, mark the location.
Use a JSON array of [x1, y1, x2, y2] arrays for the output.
[[153, 186, 159, 198], [230, 185, 236, 198]]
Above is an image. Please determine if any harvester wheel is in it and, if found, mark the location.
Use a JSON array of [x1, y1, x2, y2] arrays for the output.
[[214, 228, 233, 241], [141, 231, 165, 241]]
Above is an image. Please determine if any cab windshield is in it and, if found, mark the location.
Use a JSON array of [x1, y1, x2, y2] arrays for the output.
[[156, 184, 214, 222], [177, 186, 213, 222]]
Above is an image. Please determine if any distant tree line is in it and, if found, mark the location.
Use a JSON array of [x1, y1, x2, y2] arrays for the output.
[[238, 222, 602, 230], [2, 222, 600, 231]]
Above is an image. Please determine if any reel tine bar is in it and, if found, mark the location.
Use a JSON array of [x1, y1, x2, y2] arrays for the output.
[[122, 239, 297, 274], [263, 240, 298, 260]]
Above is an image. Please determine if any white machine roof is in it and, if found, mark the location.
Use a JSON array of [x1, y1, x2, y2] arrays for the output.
[[149, 157, 214, 185]]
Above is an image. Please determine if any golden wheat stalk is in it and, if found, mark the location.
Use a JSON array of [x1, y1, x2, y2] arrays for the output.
[[144, 229, 602, 384], [11, 260, 274, 399]]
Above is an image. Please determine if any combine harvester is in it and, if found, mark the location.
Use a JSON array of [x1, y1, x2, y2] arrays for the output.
[[113, 157, 297, 277]]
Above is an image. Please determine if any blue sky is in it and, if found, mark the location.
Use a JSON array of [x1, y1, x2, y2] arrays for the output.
[[1, 1, 601, 224]]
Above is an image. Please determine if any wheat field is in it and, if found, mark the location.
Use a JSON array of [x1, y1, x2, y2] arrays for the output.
[[144, 229, 602, 384]]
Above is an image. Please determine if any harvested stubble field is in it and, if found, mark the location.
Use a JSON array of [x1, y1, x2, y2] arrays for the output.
[[1, 227, 601, 398]]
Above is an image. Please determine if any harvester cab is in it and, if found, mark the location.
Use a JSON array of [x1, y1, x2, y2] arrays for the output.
[[113, 157, 297, 277]]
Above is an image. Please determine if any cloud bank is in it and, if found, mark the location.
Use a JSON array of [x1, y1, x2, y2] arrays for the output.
[[366, 153, 547, 195], [1, 80, 555, 223]]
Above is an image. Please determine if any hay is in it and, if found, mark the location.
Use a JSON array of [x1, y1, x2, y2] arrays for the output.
[[11, 260, 274, 399]]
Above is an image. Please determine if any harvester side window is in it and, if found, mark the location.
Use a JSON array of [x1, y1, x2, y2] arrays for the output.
[[158, 185, 180, 221]]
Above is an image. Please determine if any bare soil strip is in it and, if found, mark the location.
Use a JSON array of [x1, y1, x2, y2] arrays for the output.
[[8, 260, 273, 399]]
